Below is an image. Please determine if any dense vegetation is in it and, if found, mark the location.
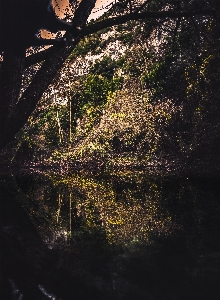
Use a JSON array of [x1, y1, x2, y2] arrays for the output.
[[1, 0, 219, 177], [1, 2, 220, 298]]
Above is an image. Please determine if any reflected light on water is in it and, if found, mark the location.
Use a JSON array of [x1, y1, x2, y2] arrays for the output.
[[30, 173, 178, 248]]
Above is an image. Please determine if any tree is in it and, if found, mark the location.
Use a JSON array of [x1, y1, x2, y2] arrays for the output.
[[0, 0, 215, 150]]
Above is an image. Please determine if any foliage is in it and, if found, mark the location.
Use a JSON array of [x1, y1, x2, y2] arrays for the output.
[[1, 0, 219, 174]]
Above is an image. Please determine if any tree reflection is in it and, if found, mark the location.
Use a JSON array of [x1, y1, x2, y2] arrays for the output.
[[1, 173, 220, 299], [34, 173, 176, 248]]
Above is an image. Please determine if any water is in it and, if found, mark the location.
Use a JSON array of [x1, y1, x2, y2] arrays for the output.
[[1, 171, 220, 299]]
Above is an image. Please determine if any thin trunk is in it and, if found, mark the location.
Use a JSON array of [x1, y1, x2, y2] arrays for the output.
[[69, 192, 72, 232], [56, 193, 61, 224], [56, 109, 63, 143], [69, 99, 72, 143]]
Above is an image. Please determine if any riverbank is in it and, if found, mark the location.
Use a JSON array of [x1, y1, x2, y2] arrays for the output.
[[1, 153, 219, 180]]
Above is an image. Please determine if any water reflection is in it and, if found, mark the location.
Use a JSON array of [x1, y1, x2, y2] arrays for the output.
[[1, 172, 220, 299], [21, 174, 178, 248]]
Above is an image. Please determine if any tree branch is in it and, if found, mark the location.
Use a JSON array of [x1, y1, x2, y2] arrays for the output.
[[23, 8, 215, 68], [24, 48, 53, 68], [0, 0, 97, 149], [84, 9, 215, 35]]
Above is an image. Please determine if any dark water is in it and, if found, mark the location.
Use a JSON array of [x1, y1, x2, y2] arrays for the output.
[[1, 171, 220, 299]]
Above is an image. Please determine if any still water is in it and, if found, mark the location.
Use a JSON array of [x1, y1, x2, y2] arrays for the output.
[[1, 171, 220, 299]]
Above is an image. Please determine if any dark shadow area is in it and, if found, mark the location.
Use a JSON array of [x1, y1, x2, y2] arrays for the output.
[[1, 173, 220, 300], [0, 180, 105, 300]]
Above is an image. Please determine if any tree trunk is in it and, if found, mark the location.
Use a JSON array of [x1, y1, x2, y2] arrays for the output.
[[0, 0, 97, 150], [0, 50, 25, 149]]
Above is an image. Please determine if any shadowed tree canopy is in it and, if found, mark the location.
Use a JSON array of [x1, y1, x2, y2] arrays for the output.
[[0, 0, 216, 150], [0, 0, 77, 52]]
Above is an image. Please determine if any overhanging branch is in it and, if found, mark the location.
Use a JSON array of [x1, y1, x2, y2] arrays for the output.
[[23, 8, 215, 68], [84, 9, 215, 35], [24, 48, 53, 68], [0, 0, 97, 149]]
